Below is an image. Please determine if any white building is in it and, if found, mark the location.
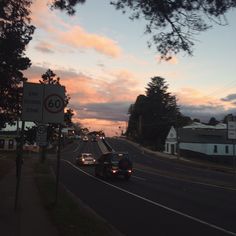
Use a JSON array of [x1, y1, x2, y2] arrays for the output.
[[165, 123, 235, 163]]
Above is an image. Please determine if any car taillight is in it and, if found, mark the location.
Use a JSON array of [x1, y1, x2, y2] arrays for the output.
[[112, 170, 117, 173], [128, 170, 132, 173]]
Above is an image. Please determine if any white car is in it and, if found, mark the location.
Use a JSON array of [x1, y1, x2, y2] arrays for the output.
[[76, 153, 96, 165]]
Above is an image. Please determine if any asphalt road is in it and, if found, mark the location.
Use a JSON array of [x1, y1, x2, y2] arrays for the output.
[[57, 139, 236, 236]]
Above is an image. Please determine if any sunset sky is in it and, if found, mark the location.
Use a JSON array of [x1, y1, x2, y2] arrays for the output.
[[24, 0, 236, 136]]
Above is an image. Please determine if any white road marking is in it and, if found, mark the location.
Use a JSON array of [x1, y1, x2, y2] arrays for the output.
[[132, 175, 146, 181], [134, 168, 236, 192], [62, 159, 236, 236], [73, 145, 80, 153]]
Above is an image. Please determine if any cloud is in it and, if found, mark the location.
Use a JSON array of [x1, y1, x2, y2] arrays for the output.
[[221, 94, 236, 102], [57, 25, 122, 58], [74, 102, 130, 121], [35, 41, 54, 53], [24, 65, 139, 128], [30, 0, 122, 58]]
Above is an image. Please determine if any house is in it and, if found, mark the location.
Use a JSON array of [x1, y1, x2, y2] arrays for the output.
[[0, 130, 18, 151], [0, 121, 35, 151], [165, 123, 235, 163]]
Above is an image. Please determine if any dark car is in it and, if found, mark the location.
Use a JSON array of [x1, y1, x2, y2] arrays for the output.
[[95, 152, 133, 180]]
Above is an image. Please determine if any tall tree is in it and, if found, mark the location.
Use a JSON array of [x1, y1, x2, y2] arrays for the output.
[[127, 76, 180, 150], [0, 0, 35, 129], [51, 0, 236, 59]]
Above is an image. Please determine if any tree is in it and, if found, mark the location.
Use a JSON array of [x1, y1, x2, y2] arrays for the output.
[[51, 0, 236, 59], [0, 0, 35, 129], [39, 69, 72, 147], [40, 69, 70, 106], [127, 76, 180, 150], [208, 117, 219, 125]]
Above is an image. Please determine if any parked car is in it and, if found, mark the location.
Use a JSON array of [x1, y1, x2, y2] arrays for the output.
[[95, 152, 133, 180], [76, 153, 96, 165]]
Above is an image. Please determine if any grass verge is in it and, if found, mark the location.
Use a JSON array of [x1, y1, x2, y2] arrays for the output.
[[34, 161, 120, 236]]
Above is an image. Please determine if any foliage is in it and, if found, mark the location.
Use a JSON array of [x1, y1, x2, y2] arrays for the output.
[[51, 0, 236, 59], [127, 76, 191, 150], [39, 69, 74, 144], [24, 125, 37, 144], [208, 117, 219, 125], [0, 0, 35, 129]]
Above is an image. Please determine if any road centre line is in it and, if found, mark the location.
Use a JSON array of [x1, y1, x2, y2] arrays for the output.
[[62, 159, 236, 236], [72, 145, 80, 153], [132, 175, 146, 181], [134, 167, 236, 192]]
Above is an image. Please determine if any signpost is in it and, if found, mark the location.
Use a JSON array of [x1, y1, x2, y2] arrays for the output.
[[22, 82, 65, 124], [14, 82, 66, 209], [36, 124, 48, 146]]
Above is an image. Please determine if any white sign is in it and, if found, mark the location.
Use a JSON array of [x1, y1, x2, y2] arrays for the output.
[[43, 84, 65, 123], [22, 83, 44, 122], [22, 83, 65, 123], [227, 121, 236, 140], [36, 124, 48, 146]]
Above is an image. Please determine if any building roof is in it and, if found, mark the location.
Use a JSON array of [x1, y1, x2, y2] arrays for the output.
[[178, 128, 233, 144], [183, 122, 227, 129]]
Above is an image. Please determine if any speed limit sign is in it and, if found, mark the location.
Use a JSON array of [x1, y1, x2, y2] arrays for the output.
[[44, 94, 64, 113], [22, 83, 65, 123], [43, 84, 65, 123]]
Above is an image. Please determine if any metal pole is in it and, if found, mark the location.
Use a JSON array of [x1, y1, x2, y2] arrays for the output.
[[14, 120, 25, 211], [55, 124, 62, 205]]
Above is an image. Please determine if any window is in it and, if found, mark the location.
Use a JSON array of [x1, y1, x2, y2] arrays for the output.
[[213, 145, 218, 153], [225, 145, 229, 154], [0, 139, 5, 149]]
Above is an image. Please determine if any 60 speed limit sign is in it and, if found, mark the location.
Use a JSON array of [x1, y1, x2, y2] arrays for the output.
[[44, 94, 64, 113]]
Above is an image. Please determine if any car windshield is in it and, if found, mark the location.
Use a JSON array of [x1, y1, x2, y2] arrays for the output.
[[111, 153, 129, 163], [82, 154, 93, 158]]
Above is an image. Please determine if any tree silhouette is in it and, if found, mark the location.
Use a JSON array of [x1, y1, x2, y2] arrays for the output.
[[51, 0, 236, 59], [0, 0, 35, 129], [127, 76, 181, 150]]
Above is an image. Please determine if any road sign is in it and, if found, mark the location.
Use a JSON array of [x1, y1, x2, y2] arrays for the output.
[[36, 124, 48, 146], [22, 83, 44, 122], [22, 83, 65, 124], [43, 84, 65, 123]]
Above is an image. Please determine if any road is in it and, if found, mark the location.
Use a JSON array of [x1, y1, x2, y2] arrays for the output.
[[56, 138, 236, 236]]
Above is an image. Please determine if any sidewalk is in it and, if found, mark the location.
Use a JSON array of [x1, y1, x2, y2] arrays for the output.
[[0, 157, 58, 236]]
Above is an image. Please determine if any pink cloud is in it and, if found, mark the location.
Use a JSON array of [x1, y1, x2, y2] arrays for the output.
[[74, 118, 127, 137], [176, 87, 233, 109], [58, 25, 121, 58]]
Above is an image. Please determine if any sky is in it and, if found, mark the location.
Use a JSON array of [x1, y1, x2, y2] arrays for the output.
[[24, 0, 236, 136]]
